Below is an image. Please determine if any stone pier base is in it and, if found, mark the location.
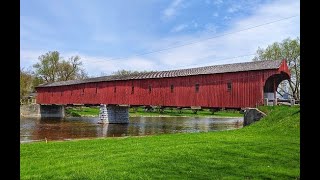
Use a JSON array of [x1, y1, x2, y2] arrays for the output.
[[20, 104, 65, 118], [99, 105, 129, 124], [20, 104, 41, 118], [40, 105, 65, 118]]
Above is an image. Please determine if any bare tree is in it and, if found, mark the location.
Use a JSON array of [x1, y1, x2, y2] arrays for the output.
[[33, 51, 88, 83], [112, 69, 157, 76], [58, 56, 86, 81]]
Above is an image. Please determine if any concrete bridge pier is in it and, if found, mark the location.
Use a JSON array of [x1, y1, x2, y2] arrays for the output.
[[40, 105, 65, 118], [98, 104, 129, 124]]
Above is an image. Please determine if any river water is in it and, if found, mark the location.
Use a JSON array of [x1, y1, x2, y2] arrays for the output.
[[20, 116, 243, 143]]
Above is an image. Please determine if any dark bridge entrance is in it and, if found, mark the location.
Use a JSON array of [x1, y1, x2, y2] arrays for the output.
[[264, 71, 290, 105]]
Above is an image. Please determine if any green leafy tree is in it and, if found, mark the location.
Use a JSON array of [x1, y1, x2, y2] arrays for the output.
[[253, 37, 300, 100], [20, 68, 34, 98], [32, 76, 44, 90], [33, 51, 88, 83]]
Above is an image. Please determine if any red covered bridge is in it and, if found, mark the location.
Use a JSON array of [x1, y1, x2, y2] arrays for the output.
[[36, 59, 290, 109]]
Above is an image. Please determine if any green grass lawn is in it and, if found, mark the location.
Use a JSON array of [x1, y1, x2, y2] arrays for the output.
[[21, 106, 300, 179], [66, 106, 242, 117], [65, 106, 100, 117]]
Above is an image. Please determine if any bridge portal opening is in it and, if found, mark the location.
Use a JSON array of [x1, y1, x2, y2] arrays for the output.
[[263, 71, 290, 101]]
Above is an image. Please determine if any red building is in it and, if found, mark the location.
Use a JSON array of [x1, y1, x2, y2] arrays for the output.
[[35, 59, 290, 109]]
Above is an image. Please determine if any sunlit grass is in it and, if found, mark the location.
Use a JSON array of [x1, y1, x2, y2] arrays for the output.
[[21, 106, 300, 179], [66, 106, 243, 117]]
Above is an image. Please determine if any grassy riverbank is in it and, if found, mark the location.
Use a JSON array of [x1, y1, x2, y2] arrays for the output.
[[21, 106, 300, 179], [66, 106, 242, 117]]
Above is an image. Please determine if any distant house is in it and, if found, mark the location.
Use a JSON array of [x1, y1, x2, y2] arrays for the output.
[[20, 92, 37, 104]]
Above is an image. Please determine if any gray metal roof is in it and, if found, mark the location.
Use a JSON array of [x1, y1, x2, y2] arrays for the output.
[[37, 59, 284, 87]]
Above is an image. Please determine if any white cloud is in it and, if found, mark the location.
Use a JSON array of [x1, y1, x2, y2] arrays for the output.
[[147, 0, 300, 69], [20, 49, 47, 69], [91, 33, 118, 43], [20, 16, 51, 32], [20, 16, 64, 50], [213, 0, 223, 5], [233, 0, 299, 29], [204, 23, 218, 33], [77, 1, 300, 75], [123, 58, 157, 71], [63, 52, 159, 77], [192, 20, 198, 28], [80, 56, 158, 77], [20, 16, 57, 39], [162, 0, 184, 20], [171, 24, 188, 32], [223, 16, 231, 20], [153, 43, 220, 67], [21, 0, 300, 76], [227, 4, 241, 13], [21, 49, 160, 77]]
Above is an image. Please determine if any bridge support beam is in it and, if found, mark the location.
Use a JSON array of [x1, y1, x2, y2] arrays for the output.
[[98, 104, 129, 124], [40, 105, 65, 118]]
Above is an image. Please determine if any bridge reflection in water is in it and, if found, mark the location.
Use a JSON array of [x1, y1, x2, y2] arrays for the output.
[[20, 116, 243, 143]]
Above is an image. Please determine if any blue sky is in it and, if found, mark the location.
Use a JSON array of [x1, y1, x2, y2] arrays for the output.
[[21, 0, 300, 77]]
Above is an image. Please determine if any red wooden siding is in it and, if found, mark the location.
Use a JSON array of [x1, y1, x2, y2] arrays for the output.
[[36, 61, 290, 108]]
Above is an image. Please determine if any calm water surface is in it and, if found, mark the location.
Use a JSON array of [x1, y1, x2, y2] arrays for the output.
[[20, 116, 243, 143]]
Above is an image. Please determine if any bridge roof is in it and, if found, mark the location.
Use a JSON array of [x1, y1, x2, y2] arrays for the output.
[[37, 59, 284, 87]]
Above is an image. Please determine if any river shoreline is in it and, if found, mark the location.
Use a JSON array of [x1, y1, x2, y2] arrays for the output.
[[66, 106, 243, 118], [64, 114, 242, 118]]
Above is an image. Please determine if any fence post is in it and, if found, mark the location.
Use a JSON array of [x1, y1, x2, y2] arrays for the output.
[[273, 98, 277, 106], [290, 99, 295, 107]]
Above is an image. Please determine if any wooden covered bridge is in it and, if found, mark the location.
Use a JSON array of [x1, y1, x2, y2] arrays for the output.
[[35, 59, 290, 123]]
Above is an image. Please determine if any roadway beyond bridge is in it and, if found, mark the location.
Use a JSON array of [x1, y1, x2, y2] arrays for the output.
[[35, 59, 290, 123]]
